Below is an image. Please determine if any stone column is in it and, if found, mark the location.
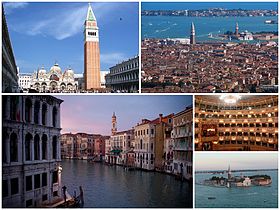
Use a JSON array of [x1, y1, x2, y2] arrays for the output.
[[57, 106, 61, 129], [31, 97, 35, 124], [39, 137, 42, 160], [31, 138, 34, 161], [5, 96, 11, 120], [57, 139, 60, 160], [22, 132, 26, 163], [22, 97, 26, 123], [19, 130, 23, 163], [39, 102, 42, 126], [5, 134, 10, 163], [48, 104, 53, 127]]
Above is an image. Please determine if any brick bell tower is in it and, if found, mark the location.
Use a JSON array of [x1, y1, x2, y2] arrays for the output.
[[84, 3, 101, 90], [111, 112, 117, 135]]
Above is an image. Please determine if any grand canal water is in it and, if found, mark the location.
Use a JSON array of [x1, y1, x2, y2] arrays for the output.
[[142, 16, 278, 40], [61, 159, 192, 208], [195, 170, 278, 208]]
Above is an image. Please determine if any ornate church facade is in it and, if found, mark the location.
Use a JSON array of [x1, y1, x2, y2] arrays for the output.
[[30, 63, 78, 93]]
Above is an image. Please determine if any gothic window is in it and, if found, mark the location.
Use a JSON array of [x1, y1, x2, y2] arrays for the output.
[[52, 136, 57, 159], [42, 173, 47, 187], [26, 199, 33, 207], [10, 133, 18, 162], [42, 134, 48, 160], [34, 101, 40, 124], [42, 103, 47, 125], [34, 134, 40, 160], [26, 175, 32, 191], [11, 178, 19, 195], [2, 96, 7, 119], [140, 139, 143, 150], [52, 107, 58, 127], [25, 133, 32, 161], [25, 98, 32, 123], [52, 171, 58, 184], [2, 130, 8, 163], [2, 180, 8, 197], [34, 174, 40, 189], [10, 96, 18, 121]]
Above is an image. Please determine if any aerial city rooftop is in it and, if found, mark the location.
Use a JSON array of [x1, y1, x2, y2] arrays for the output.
[[141, 6, 278, 93]]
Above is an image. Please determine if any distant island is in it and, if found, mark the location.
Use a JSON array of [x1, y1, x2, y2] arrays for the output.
[[197, 166, 273, 188], [142, 8, 277, 17]]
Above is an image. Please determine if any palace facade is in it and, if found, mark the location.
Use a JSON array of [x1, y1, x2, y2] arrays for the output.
[[2, 95, 63, 207], [61, 133, 109, 160], [105, 56, 139, 93]]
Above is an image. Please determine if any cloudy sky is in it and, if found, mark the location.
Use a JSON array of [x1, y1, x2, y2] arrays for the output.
[[4, 2, 139, 73], [196, 153, 278, 171], [57, 95, 192, 135]]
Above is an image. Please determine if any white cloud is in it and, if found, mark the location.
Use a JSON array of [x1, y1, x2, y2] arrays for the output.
[[23, 5, 87, 40], [100, 53, 127, 66], [4, 2, 28, 14], [10, 3, 123, 40]]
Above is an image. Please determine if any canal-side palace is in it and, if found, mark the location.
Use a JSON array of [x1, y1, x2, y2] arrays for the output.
[[105, 107, 193, 180], [58, 106, 193, 181], [2, 95, 63, 207]]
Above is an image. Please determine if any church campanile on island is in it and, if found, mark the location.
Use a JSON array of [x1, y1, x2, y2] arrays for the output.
[[84, 3, 101, 90]]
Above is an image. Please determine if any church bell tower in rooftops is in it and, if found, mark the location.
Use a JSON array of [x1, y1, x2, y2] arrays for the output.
[[84, 3, 101, 90], [111, 112, 117, 135]]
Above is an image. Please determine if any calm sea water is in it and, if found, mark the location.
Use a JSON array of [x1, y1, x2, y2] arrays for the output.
[[195, 170, 278, 208], [142, 16, 278, 39], [61, 159, 192, 208]]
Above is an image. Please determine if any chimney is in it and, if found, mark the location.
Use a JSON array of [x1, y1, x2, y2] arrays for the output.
[[159, 114, 163, 122]]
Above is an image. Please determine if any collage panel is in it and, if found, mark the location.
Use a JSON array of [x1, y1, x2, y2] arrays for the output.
[[195, 152, 278, 208], [1, 0, 279, 209], [195, 95, 278, 151], [141, 2, 278, 93], [2, 2, 139, 93], [2, 95, 193, 208]]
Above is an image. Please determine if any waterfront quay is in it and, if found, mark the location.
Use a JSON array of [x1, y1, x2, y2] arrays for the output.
[[142, 39, 278, 93], [61, 159, 192, 208]]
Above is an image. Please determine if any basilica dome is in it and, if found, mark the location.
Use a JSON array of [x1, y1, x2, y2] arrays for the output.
[[64, 68, 74, 76], [38, 67, 47, 75], [50, 63, 62, 75]]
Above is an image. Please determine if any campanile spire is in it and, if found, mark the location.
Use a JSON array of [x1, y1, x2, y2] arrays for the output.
[[190, 22, 196, 45], [84, 3, 101, 90]]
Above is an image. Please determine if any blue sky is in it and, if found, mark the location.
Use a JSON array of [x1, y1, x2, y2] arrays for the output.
[[4, 2, 139, 73], [57, 95, 192, 135], [142, 2, 278, 11], [196, 153, 278, 171]]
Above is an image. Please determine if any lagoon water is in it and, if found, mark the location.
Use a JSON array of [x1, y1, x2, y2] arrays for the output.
[[61, 159, 192, 208], [142, 16, 278, 40], [195, 170, 278, 208]]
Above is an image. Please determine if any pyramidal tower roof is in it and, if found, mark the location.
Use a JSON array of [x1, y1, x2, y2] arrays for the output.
[[86, 3, 96, 21]]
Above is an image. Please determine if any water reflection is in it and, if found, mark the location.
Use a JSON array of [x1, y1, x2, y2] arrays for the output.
[[61, 159, 192, 208]]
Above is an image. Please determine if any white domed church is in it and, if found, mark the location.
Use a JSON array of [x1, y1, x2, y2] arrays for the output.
[[30, 63, 78, 92]]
